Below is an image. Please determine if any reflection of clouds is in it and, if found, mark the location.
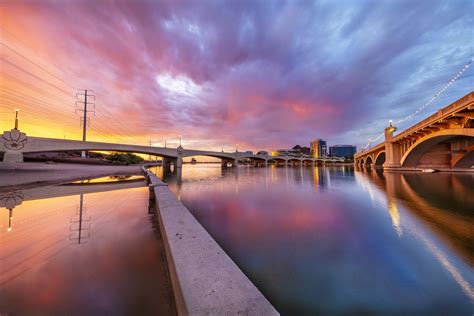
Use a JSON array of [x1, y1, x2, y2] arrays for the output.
[[1, 186, 170, 314]]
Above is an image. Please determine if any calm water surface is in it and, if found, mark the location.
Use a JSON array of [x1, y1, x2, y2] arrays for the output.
[[0, 177, 174, 315], [1, 166, 473, 315], [160, 164, 474, 315]]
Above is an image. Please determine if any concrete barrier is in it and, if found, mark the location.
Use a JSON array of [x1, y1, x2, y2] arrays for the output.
[[143, 169, 279, 315]]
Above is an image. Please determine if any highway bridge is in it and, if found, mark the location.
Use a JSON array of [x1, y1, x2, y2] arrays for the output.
[[0, 129, 344, 167]]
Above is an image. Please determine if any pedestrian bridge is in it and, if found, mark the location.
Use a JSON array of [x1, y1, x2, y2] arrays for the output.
[[0, 130, 343, 167], [354, 92, 474, 171]]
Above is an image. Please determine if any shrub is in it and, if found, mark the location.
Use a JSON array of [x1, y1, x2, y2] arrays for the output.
[[106, 152, 144, 165]]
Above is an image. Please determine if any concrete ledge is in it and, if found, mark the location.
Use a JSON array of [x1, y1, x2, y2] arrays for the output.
[[146, 172, 279, 315], [383, 167, 474, 173]]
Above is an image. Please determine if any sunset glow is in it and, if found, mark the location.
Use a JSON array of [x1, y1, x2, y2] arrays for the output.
[[0, 1, 472, 150]]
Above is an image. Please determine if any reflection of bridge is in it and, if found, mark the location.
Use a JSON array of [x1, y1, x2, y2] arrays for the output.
[[357, 170, 474, 265], [0, 129, 343, 167], [0, 178, 146, 232], [0, 178, 146, 208], [356, 170, 474, 299], [355, 92, 474, 171]]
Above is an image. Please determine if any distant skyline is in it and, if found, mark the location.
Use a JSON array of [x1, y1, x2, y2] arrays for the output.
[[0, 0, 473, 151]]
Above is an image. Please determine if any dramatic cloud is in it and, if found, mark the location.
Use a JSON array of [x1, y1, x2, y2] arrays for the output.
[[0, 0, 472, 150]]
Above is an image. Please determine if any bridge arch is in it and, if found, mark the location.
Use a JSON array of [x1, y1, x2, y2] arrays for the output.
[[181, 150, 235, 160], [182, 153, 234, 160], [365, 156, 373, 166], [452, 145, 474, 169], [286, 157, 301, 161], [268, 156, 286, 161], [401, 128, 474, 168], [241, 155, 267, 161], [374, 151, 386, 166]]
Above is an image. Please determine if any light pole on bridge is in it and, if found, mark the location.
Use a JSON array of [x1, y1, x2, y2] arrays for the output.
[[14, 109, 19, 130]]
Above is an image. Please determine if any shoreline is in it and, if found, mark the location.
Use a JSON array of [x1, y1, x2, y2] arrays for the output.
[[0, 162, 144, 193]]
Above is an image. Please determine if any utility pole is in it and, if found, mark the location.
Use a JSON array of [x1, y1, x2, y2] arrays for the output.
[[75, 89, 95, 158]]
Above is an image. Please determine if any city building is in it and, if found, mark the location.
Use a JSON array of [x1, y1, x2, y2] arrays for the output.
[[272, 148, 300, 157], [292, 145, 311, 156], [310, 139, 327, 158], [329, 145, 357, 158]]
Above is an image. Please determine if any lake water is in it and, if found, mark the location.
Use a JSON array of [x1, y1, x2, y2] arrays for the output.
[[1, 165, 473, 315], [160, 164, 474, 315]]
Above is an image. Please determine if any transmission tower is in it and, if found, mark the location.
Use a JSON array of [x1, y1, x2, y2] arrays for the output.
[[75, 89, 95, 158]]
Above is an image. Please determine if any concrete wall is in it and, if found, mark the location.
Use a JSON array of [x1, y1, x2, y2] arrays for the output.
[[143, 169, 279, 315]]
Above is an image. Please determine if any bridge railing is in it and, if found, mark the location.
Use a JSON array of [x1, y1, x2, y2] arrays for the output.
[[394, 91, 473, 141], [355, 142, 385, 157]]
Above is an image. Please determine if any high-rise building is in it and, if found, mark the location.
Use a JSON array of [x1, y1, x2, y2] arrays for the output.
[[329, 145, 357, 158], [310, 139, 327, 158]]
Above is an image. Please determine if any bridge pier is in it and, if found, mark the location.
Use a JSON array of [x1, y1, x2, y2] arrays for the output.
[[1, 129, 27, 163], [162, 157, 174, 168], [162, 155, 182, 169], [221, 158, 237, 168], [383, 124, 402, 169], [2, 150, 24, 163]]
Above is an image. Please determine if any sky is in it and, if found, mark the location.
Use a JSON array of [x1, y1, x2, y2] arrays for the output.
[[0, 0, 473, 152]]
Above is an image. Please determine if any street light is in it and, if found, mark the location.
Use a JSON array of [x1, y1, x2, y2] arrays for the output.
[[14, 109, 19, 130]]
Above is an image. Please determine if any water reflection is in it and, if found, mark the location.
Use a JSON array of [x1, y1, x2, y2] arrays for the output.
[[158, 164, 473, 315], [69, 193, 91, 244], [0, 177, 175, 315]]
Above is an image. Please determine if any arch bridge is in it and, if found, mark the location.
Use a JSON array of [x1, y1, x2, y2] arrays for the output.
[[355, 92, 474, 171]]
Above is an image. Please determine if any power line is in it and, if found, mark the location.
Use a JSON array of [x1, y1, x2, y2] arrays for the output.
[[1, 47, 151, 146], [1, 73, 75, 104], [0, 57, 75, 97], [0, 41, 76, 90], [0, 90, 76, 116], [1, 43, 147, 144]]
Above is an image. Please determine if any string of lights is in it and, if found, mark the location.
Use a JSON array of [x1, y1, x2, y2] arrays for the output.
[[360, 56, 473, 150]]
